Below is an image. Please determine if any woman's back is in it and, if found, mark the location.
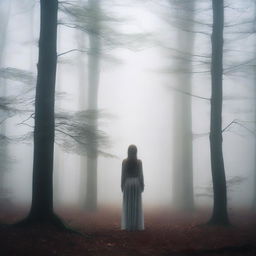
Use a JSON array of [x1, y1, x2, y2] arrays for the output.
[[121, 159, 144, 192], [124, 159, 140, 177]]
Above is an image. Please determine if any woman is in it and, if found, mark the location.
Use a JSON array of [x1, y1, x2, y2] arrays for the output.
[[121, 145, 144, 230]]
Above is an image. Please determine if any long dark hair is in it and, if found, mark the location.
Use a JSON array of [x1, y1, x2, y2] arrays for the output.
[[127, 145, 138, 172], [128, 144, 137, 160]]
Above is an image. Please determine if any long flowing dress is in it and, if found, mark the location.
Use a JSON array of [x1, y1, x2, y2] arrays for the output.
[[121, 158, 144, 230]]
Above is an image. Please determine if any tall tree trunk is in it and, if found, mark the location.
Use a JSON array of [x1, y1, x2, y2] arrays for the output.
[[172, 0, 195, 211], [85, 0, 101, 211], [253, 82, 256, 210], [76, 0, 88, 208], [208, 0, 229, 225], [0, 0, 12, 202], [253, 0, 256, 211], [27, 0, 58, 222], [253, 74, 256, 210]]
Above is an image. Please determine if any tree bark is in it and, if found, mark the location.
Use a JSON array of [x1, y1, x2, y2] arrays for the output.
[[0, 0, 12, 201], [27, 0, 58, 222], [208, 0, 229, 225], [253, 87, 256, 210]]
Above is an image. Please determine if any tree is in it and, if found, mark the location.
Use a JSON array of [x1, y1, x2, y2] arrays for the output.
[[23, 0, 60, 224], [73, 0, 99, 211], [76, 2, 88, 209], [169, 0, 196, 211], [252, 0, 256, 211], [0, 0, 12, 203], [84, 0, 101, 211], [208, 0, 229, 225]]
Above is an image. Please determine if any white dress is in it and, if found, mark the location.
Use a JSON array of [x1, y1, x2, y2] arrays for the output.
[[121, 159, 144, 230]]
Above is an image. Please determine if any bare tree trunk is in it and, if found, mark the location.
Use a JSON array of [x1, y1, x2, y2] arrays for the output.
[[172, 0, 195, 211], [208, 0, 229, 225], [27, 0, 58, 222], [253, 80, 256, 210], [0, 0, 12, 202], [85, 0, 101, 211], [252, 0, 256, 211]]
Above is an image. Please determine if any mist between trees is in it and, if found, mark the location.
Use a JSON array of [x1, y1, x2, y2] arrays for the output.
[[0, 0, 255, 226]]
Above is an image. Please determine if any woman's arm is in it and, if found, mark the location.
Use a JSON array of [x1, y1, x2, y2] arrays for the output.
[[139, 160, 144, 192], [121, 160, 126, 192]]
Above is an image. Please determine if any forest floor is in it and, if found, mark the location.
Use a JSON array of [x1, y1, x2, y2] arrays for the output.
[[0, 204, 255, 256]]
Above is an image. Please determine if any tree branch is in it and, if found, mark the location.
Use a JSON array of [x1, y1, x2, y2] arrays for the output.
[[57, 48, 88, 57]]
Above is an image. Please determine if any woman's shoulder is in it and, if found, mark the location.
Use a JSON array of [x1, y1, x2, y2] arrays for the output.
[[122, 159, 142, 164], [122, 159, 128, 165]]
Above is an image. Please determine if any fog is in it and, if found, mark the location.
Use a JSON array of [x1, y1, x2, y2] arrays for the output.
[[1, 0, 255, 213]]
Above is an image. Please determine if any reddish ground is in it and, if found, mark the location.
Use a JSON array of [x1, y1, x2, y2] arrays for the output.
[[0, 204, 255, 256]]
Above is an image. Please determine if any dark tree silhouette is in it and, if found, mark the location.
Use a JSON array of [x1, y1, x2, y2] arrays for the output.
[[252, 0, 256, 211], [208, 0, 229, 225], [0, 0, 12, 203], [22, 0, 61, 224]]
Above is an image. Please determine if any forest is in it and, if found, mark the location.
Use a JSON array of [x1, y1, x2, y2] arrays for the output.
[[0, 0, 256, 255]]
